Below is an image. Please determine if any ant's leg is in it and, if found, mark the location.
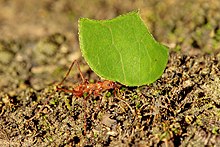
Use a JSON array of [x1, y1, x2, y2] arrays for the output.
[[83, 94, 90, 135], [58, 60, 77, 86], [56, 87, 83, 97], [75, 60, 87, 83], [58, 60, 86, 87]]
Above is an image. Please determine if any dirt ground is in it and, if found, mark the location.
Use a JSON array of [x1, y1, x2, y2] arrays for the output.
[[0, 0, 220, 146]]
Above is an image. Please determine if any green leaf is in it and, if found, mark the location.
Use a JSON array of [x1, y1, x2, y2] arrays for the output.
[[79, 10, 168, 86]]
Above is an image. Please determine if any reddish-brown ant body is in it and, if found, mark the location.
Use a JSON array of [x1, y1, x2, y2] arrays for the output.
[[56, 60, 118, 97]]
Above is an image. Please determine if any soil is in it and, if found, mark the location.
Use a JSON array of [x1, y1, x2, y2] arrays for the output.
[[0, 0, 220, 146]]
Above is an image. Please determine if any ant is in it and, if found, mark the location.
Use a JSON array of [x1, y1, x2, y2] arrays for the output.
[[56, 60, 117, 97], [56, 60, 119, 135]]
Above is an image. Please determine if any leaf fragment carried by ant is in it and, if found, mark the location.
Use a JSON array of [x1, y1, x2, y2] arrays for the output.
[[79, 10, 169, 86]]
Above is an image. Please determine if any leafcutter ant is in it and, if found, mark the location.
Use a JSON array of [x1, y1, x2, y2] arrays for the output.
[[56, 60, 117, 97]]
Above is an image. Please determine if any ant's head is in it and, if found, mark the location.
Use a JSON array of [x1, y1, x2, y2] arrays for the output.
[[102, 80, 117, 90]]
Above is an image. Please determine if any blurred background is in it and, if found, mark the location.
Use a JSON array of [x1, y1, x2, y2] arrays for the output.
[[1, 0, 220, 51], [0, 0, 220, 91]]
